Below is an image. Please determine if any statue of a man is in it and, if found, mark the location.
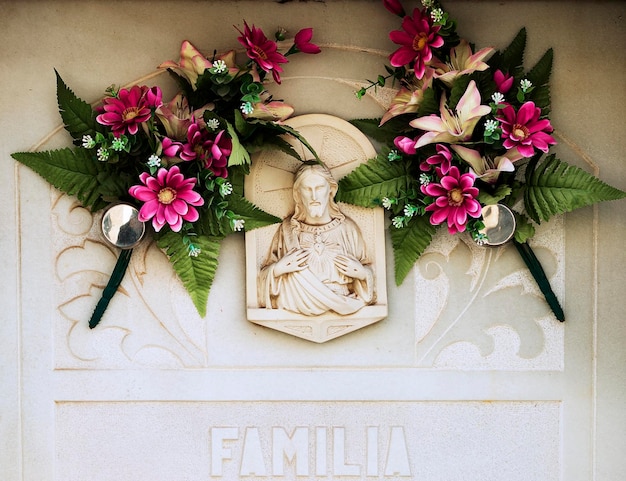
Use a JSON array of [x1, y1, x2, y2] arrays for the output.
[[258, 163, 375, 316]]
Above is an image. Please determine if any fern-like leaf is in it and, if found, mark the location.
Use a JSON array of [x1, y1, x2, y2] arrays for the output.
[[336, 151, 413, 207], [390, 215, 437, 285], [157, 232, 222, 317], [55, 70, 102, 141], [524, 155, 626, 223], [227, 194, 281, 231], [12, 148, 107, 210], [490, 28, 526, 73]]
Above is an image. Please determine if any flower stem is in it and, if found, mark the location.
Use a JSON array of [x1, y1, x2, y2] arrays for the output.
[[88, 248, 133, 329], [513, 240, 565, 322]]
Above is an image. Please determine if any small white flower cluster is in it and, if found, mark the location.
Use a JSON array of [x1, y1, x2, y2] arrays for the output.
[[419, 173, 432, 186], [491, 92, 505, 104], [484, 119, 499, 135], [147, 154, 161, 168], [82, 134, 96, 149], [403, 204, 419, 218], [392, 216, 406, 229], [381, 197, 395, 210], [187, 244, 202, 257], [231, 218, 245, 232], [206, 118, 220, 131], [520, 79, 533, 92], [219, 181, 233, 197], [96, 147, 109, 162], [430, 8, 444, 23], [111, 137, 128, 152], [421, 0, 435, 8], [240, 101, 254, 115], [212, 60, 228, 74]]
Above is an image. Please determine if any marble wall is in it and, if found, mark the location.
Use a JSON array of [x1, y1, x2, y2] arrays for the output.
[[1, 1, 624, 480]]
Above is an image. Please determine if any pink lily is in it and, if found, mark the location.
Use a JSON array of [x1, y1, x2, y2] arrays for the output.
[[410, 80, 491, 148], [156, 93, 214, 140], [451, 145, 522, 184], [159, 41, 238, 88], [431, 39, 494, 87], [245, 100, 294, 122], [379, 69, 434, 125]]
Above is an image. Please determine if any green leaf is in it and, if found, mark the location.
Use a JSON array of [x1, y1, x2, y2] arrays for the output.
[[55, 70, 102, 141], [524, 154, 626, 223], [156, 231, 222, 317], [225, 120, 251, 166], [490, 28, 526, 73], [336, 150, 413, 207], [246, 119, 320, 162], [477, 184, 512, 205], [227, 194, 281, 231], [525, 48, 553, 113], [513, 211, 536, 244], [349, 118, 402, 145], [390, 215, 437, 285], [12, 148, 107, 210]]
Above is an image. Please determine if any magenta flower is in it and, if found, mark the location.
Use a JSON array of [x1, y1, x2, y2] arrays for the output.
[[496, 101, 556, 157], [129, 165, 204, 232], [206, 130, 232, 178], [96, 85, 162, 137], [383, 0, 406, 17], [394, 135, 418, 155], [388, 8, 444, 79], [421, 166, 481, 234], [421, 144, 453, 174], [164, 122, 231, 178], [293, 28, 321, 54], [493, 70, 514, 94], [237, 21, 288, 84]]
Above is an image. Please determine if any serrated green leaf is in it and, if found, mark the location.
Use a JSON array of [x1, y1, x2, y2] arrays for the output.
[[390, 215, 437, 285], [156, 231, 222, 317], [490, 28, 526, 73], [526, 48, 553, 90], [55, 70, 102, 141], [227, 194, 281, 231], [246, 119, 319, 162], [12, 148, 107, 210], [524, 155, 626, 223], [336, 151, 413, 207], [349, 118, 402, 145]]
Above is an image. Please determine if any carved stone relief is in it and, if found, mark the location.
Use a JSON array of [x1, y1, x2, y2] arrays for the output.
[[245, 114, 388, 343]]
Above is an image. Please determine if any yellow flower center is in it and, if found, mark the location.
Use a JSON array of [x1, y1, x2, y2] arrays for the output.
[[122, 106, 141, 121], [448, 188, 464, 206], [158, 187, 177, 205], [412, 33, 429, 52], [252, 45, 268, 60], [512, 124, 530, 140]]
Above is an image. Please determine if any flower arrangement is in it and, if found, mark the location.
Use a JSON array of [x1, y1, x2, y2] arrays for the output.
[[12, 22, 320, 327], [337, 0, 626, 321]]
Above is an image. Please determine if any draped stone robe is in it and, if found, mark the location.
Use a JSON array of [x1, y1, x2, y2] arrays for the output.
[[258, 216, 375, 316]]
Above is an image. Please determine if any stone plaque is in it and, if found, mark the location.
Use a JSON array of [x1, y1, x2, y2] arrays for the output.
[[245, 114, 387, 342]]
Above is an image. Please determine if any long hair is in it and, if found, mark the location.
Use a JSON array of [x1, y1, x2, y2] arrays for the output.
[[291, 163, 344, 224]]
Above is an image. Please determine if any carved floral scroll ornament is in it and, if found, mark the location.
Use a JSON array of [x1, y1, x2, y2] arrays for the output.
[[12, 22, 322, 326], [337, 0, 626, 321]]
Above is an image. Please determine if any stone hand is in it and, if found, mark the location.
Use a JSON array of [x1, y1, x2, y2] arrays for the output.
[[334, 254, 367, 281], [273, 248, 310, 277]]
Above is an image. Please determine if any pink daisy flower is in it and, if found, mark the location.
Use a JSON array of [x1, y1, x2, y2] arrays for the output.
[[96, 85, 162, 137], [421, 166, 481, 234], [129, 165, 204, 232], [421, 144, 453, 174]]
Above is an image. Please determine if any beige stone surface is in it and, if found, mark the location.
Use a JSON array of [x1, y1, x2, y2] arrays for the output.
[[1, 1, 624, 480]]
